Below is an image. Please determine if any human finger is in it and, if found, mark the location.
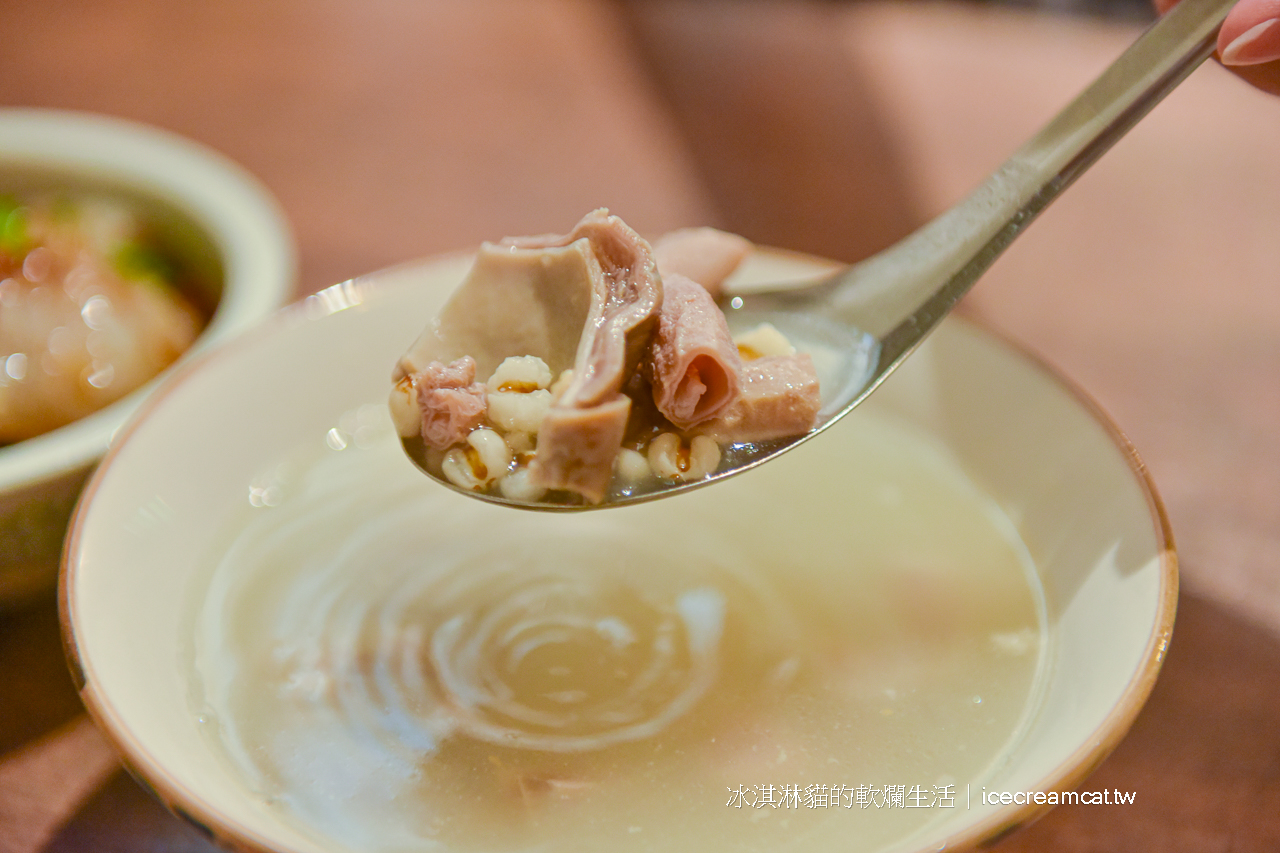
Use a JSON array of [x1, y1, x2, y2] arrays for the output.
[[1154, 0, 1280, 94]]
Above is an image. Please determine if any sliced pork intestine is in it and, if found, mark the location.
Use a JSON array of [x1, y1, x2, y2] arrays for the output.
[[693, 354, 822, 444], [651, 226, 751, 303], [394, 240, 596, 385], [646, 273, 742, 429], [395, 209, 662, 503], [508, 212, 663, 502], [527, 396, 632, 504], [394, 211, 826, 502]]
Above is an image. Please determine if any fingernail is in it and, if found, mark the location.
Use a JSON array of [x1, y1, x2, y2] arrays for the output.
[[1220, 18, 1280, 66]]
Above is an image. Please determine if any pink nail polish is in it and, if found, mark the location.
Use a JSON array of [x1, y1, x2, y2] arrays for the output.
[[1220, 18, 1280, 66]]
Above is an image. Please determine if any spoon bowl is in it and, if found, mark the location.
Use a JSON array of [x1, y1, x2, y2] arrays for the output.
[[406, 0, 1231, 510]]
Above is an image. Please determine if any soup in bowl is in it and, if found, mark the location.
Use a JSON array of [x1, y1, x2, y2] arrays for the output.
[[61, 250, 1174, 852]]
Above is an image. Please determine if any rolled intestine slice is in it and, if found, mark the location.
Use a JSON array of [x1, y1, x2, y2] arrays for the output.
[[646, 273, 742, 429]]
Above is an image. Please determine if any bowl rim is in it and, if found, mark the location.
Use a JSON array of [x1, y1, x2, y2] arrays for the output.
[[928, 312, 1178, 850], [60, 254, 1176, 853], [0, 107, 296, 492]]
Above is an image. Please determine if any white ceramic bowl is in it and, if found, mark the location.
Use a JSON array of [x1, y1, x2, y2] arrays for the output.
[[0, 109, 295, 605], [62, 251, 1174, 852]]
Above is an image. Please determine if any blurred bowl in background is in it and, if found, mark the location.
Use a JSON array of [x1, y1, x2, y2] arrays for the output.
[[0, 109, 295, 607]]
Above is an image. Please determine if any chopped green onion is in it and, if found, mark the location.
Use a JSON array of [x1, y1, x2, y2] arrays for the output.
[[114, 241, 177, 284], [1, 203, 29, 257]]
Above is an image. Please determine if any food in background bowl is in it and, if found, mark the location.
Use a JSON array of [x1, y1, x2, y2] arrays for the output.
[[0, 108, 294, 606], [1, 190, 206, 442]]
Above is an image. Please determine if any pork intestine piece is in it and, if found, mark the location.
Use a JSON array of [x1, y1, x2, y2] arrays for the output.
[[522, 211, 662, 502], [510, 210, 662, 411], [413, 357, 487, 451], [395, 209, 662, 503], [652, 227, 751, 303], [646, 274, 742, 429], [394, 241, 596, 384], [693, 354, 821, 443], [529, 397, 632, 503]]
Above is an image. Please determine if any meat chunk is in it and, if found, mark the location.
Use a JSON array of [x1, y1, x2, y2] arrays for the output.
[[414, 357, 487, 450], [652, 227, 751, 302], [695, 355, 822, 443], [394, 209, 662, 503], [646, 274, 742, 429], [517, 212, 662, 501], [529, 397, 631, 504]]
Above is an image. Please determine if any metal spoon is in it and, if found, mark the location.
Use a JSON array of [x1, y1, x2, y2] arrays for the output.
[[408, 0, 1232, 510]]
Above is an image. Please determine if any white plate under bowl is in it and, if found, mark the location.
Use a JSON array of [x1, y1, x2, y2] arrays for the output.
[[61, 250, 1174, 852]]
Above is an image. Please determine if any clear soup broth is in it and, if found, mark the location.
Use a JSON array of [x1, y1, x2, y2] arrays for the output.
[[190, 403, 1047, 853]]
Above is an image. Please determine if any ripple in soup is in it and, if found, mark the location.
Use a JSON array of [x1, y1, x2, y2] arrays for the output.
[[190, 403, 1047, 853]]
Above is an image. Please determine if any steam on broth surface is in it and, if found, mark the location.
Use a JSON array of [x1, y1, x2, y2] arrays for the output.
[[191, 403, 1046, 853]]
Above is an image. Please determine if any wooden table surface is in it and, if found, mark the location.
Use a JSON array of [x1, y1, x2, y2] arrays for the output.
[[2, 1, 1278, 850]]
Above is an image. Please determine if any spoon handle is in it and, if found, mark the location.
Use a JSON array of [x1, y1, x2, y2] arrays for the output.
[[828, 0, 1231, 369]]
